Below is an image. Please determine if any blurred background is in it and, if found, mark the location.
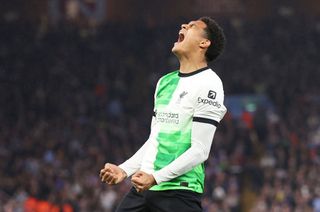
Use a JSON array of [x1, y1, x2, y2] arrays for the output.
[[0, 0, 320, 211]]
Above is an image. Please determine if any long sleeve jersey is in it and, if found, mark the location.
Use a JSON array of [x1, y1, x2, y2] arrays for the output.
[[119, 67, 227, 193]]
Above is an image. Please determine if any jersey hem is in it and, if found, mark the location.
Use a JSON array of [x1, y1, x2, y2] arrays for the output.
[[149, 186, 203, 194]]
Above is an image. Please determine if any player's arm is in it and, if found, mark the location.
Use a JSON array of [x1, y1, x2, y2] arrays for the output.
[[100, 116, 155, 184], [118, 79, 161, 177], [118, 116, 156, 176], [152, 120, 217, 184], [152, 82, 227, 184], [132, 120, 219, 191], [101, 79, 160, 185]]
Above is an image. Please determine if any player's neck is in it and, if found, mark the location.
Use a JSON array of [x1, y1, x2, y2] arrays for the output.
[[178, 57, 208, 74]]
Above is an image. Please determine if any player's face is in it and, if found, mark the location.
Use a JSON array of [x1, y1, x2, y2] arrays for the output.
[[172, 20, 209, 55]]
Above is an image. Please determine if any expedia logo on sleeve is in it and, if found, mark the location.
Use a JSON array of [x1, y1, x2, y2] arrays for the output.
[[208, 90, 216, 99], [198, 97, 221, 108], [198, 91, 221, 108]]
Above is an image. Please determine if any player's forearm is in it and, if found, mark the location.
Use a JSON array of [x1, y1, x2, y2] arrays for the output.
[[152, 122, 216, 184], [119, 117, 156, 177], [119, 146, 148, 177], [152, 144, 207, 184], [119, 138, 151, 177]]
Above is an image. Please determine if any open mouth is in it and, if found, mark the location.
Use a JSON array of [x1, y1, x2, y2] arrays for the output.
[[177, 33, 185, 43]]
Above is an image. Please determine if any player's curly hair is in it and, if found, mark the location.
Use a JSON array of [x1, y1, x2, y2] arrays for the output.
[[199, 17, 226, 62]]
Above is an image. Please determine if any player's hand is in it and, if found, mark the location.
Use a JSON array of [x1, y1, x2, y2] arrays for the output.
[[131, 171, 156, 192], [100, 163, 127, 185]]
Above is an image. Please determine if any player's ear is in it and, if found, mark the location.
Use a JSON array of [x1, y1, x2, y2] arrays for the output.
[[199, 39, 211, 49]]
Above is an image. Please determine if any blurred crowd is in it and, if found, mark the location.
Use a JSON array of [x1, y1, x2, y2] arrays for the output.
[[0, 12, 320, 212]]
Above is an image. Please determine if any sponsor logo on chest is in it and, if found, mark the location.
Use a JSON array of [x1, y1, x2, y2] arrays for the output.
[[155, 111, 180, 124]]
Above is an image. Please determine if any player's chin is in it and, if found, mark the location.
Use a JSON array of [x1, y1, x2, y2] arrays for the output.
[[171, 43, 180, 54]]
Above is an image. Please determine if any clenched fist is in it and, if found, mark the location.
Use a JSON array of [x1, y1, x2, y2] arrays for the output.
[[100, 163, 127, 185], [131, 171, 157, 192]]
